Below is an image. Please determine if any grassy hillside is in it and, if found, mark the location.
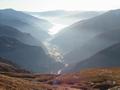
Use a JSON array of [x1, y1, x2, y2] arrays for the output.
[[1, 68, 120, 90]]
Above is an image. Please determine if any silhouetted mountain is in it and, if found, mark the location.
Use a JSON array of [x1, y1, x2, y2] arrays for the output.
[[64, 29, 120, 64], [64, 11, 102, 19], [0, 57, 29, 73], [30, 10, 101, 24], [51, 9, 120, 63], [0, 9, 52, 41], [30, 10, 68, 17], [69, 43, 120, 72], [55, 11, 102, 24], [0, 25, 43, 46], [0, 36, 63, 73]]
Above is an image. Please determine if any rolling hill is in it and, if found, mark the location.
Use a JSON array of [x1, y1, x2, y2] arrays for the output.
[[30, 10, 102, 25], [63, 29, 120, 64], [0, 36, 63, 73], [68, 43, 120, 72], [0, 57, 29, 73], [52, 68, 120, 90], [0, 25, 43, 46], [1, 67, 120, 90], [0, 57, 119, 90], [0, 9, 52, 41], [51, 9, 120, 64]]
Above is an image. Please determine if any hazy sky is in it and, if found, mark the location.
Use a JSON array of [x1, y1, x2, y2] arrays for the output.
[[0, 0, 120, 11]]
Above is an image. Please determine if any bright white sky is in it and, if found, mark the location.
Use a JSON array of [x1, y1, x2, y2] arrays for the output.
[[0, 0, 120, 11]]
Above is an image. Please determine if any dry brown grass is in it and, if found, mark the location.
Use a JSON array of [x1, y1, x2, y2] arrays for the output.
[[0, 72, 58, 83], [49, 68, 120, 89], [0, 74, 53, 90], [1, 68, 120, 90]]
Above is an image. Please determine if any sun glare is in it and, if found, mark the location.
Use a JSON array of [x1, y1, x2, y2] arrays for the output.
[[1, 0, 120, 11], [48, 23, 67, 35]]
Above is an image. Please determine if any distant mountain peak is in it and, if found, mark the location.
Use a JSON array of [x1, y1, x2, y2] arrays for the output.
[[1, 8, 16, 12]]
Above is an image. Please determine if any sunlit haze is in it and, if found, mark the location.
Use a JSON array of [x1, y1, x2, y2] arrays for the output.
[[0, 0, 120, 11], [49, 23, 68, 35]]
